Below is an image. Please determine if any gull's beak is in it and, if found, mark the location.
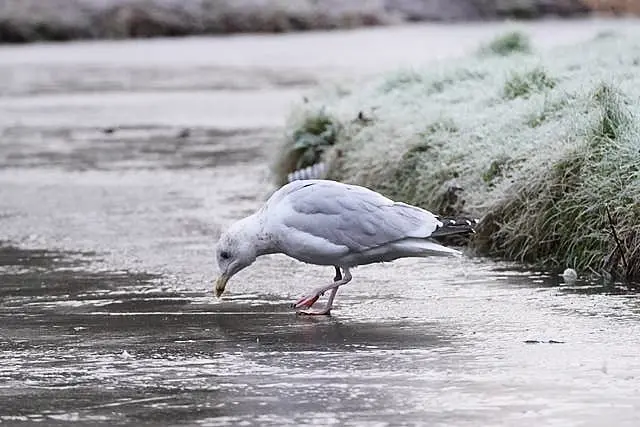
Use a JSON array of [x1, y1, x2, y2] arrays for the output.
[[215, 273, 229, 297]]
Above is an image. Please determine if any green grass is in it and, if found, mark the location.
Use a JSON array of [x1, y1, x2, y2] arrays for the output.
[[479, 30, 532, 56], [379, 69, 424, 93], [503, 68, 556, 100], [271, 109, 341, 186], [591, 83, 630, 142], [275, 30, 640, 281]]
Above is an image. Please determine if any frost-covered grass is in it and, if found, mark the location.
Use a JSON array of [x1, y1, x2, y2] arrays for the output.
[[503, 68, 556, 99], [276, 31, 640, 281]]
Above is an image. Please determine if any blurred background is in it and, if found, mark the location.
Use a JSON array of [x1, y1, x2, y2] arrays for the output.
[[0, 0, 638, 43]]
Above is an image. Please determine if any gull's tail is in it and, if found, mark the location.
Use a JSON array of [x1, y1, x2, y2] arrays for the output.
[[430, 216, 479, 239]]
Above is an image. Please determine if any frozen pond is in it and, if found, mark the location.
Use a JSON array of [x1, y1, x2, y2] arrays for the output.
[[1, 19, 640, 426]]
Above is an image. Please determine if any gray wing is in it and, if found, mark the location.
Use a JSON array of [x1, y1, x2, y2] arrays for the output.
[[272, 180, 441, 254]]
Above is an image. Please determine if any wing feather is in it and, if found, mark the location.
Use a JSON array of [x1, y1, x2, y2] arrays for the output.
[[270, 180, 441, 254]]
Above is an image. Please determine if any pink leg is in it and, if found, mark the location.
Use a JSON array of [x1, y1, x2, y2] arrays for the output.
[[293, 267, 352, 315], [292, 266, 343, 309], [296, 286, 340, 316]]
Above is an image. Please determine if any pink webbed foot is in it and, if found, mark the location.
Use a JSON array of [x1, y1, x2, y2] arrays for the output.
[[291, 294, 320, 310], [291, 267, 347, 316]]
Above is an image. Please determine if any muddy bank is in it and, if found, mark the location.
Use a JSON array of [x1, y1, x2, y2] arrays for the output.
[[0, 0, 602, 44]]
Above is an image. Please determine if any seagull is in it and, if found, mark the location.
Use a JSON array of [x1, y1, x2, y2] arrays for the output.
[[214, 179, 477, 315]]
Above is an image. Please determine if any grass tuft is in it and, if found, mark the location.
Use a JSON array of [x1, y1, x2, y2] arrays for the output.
[[476, 83, 639, 280], [480, 30, 532, 56], [594, 30, 618, 40], [379, 69, 423, 93], [272, 109, 340, 186], [423, 119, 459, 134], [590, 83, 630, 142], [504, 68, 556, 100], [482, 157, 509, 185]]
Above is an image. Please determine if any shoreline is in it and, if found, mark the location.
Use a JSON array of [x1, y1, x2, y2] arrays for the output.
[[273, 27, 640, 282], [0, 0, 629, 44]]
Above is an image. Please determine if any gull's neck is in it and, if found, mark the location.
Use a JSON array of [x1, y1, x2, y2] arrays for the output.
[[239, 212, 277, 256]]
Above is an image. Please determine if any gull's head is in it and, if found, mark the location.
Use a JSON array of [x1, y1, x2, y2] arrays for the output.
[[214, 216, 259, 298]]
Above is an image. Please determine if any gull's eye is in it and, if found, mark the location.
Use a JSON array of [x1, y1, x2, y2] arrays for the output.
[[220, 251, 231, 260]]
